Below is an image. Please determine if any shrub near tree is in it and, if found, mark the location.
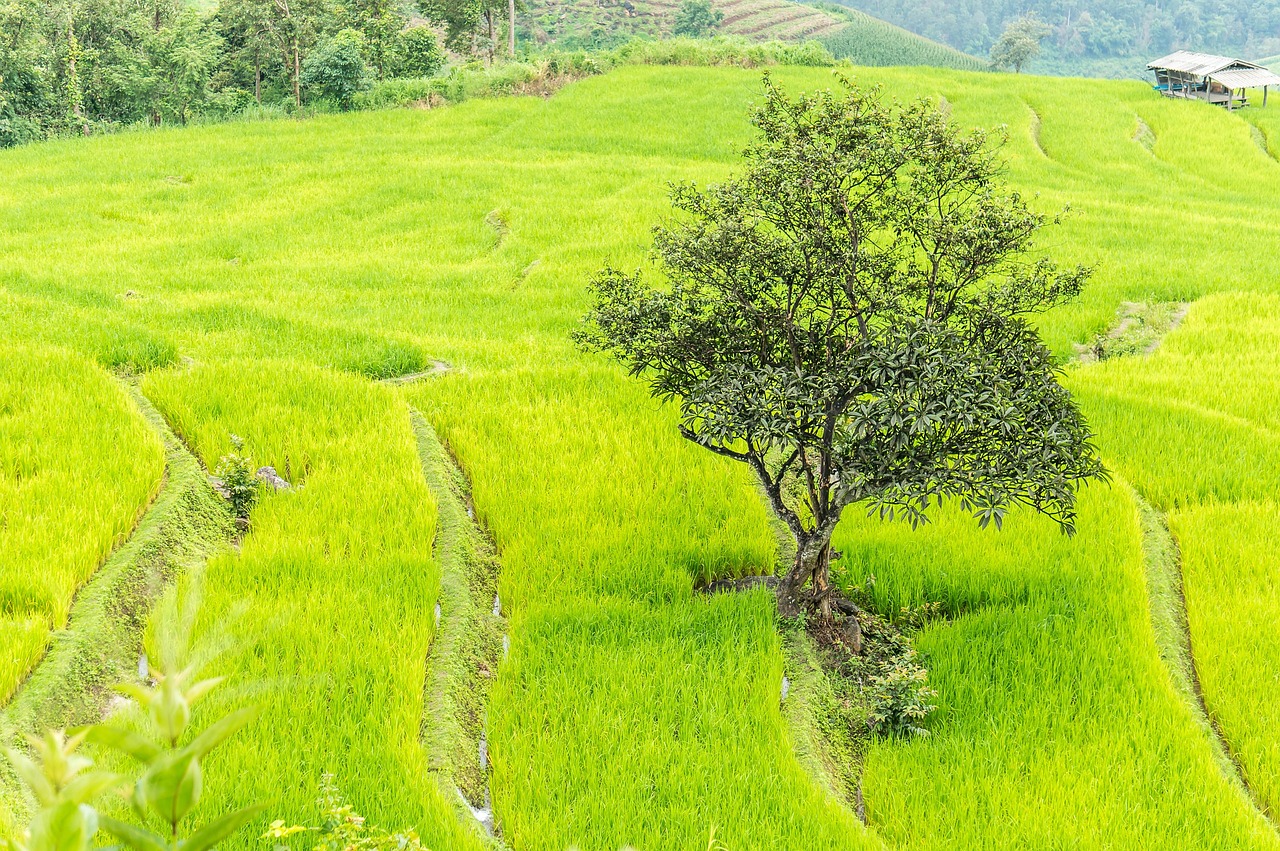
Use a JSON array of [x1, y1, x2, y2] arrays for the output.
[[673, 0, 724, 37], [300, 28, 368, 108], [578, 76, 1107, 620], [393, 26, 444, 78]]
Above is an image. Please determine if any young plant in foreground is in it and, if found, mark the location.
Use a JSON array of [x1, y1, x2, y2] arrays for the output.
[[578, 76, 1108, 619], [1, 731, 120, 851], [89, 666, 264, 850], [3, 665, 260, 851]]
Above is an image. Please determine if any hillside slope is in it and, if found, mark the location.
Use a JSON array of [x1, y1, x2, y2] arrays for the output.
[[521, 0, 983, 68], [826, 0, 1280, 74]]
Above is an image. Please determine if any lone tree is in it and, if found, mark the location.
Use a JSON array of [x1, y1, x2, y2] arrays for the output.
[[673, 0, 724, 37], [577, 77, 1106, 619], [990, 14, 1051, 73]]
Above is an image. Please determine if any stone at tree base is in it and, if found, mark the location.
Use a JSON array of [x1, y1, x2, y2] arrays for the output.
[[843, 614, 863, 656]]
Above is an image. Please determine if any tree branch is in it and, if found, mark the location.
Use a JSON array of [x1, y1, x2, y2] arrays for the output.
[[678, 425, 751, 461]]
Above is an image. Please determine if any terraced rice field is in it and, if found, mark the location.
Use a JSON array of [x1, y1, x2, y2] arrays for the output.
[[523, 0, 844, 47], [710, 0, 843, 40], [521, 0, 980, 69], [6, 62, 1280, 850]]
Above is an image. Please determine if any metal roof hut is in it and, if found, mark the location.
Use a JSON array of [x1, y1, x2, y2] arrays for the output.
[[1148, 50, 1280, 108]]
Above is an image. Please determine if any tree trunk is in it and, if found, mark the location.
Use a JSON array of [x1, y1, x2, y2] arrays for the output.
[[293, 38, 301, 108], [508, 0, 515, 56], [255, 51, 262, 104], [779, 533, 833, 619], [486, 11, 495, 64]]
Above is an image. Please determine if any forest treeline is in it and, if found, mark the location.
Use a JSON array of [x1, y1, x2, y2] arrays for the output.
[[834, 0, 1280, 66], [0, 0, 511, 146]]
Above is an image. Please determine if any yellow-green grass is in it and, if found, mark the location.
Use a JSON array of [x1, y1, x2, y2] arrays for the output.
[[0, 346, 163, 705], [411, 371, 873, 848], [835, 487, 1277, 848], [5, 64, 1280, 849], [1070, 293, 1280, 822], [139, 361, 482, 850]]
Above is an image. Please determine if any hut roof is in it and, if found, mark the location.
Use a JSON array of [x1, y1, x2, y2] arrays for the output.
[[1148, 50, 1280, 86], [1211, 67, 1280, 88]]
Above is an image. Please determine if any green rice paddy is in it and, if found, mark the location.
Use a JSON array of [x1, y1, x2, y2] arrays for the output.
[[5, 63, 1280, 849], [0, 349, 161, 703]]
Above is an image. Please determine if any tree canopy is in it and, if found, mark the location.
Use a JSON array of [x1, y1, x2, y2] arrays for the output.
[[990, 14, 1050, 73], [672, 0, 723, 38], [578, 76, 1107, 618]]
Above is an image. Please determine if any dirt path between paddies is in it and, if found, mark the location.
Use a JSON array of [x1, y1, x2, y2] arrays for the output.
[[381, 360, 452, 386], [1135, 489, 1279, 834], [410, 410, 509, 847]]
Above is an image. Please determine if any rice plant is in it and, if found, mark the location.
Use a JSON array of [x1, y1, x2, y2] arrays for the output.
[[0, 346, 162, 704]]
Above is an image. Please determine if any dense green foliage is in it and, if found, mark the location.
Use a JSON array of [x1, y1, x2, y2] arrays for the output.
[[394, 26, 445, 77], [300, 29, 368, 108], [672, 0, 723, 37], [580, 76, 1104, 618], [831, 0, 1280, 70], [9, 60, 1280, 851], [0, 0, 445, 144]]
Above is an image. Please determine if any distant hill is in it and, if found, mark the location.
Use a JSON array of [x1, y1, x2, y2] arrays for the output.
[[521, 0, 985, 69], [825, 0, 1280, 74], [817, 4, 985, 68]]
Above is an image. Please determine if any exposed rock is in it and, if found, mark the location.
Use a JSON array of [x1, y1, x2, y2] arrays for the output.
[[208, 475, 231, 500], [256, 466, 291, 490]]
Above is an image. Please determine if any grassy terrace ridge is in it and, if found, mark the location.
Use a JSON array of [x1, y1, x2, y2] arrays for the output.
[[8, 62, 1280, 849], [410, 410, 505, 825], [1070, 291, 1280, 828], [135, 361, 484, 850]]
